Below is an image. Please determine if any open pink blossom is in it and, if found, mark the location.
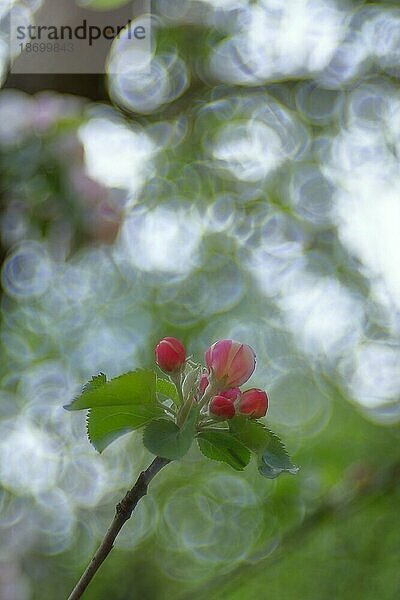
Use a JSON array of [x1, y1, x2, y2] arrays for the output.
[[205, 339, 256, 388]]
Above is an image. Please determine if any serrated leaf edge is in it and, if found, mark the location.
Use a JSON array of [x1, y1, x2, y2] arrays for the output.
[[64, 368, 156, 411], [259, 425, 299, 475], [82, 373, 107, 394]]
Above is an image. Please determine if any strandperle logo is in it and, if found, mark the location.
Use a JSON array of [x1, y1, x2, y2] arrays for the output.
[[16, 19, 147, 47], [9, 0, 151, 74]]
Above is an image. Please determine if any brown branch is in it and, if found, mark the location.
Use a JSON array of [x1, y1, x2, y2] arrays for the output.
[[67, 456, 170, 600]]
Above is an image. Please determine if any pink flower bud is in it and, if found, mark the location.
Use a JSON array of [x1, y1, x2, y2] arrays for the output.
[[238, 388, 268, 418], [209, 395, 236, 419], [199, 374, 209, 395], [155, 337, 186, 373], [205, 339, 256, 388], [219, 388, 241, 401]]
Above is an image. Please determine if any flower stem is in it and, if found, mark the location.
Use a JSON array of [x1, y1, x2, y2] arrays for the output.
[[198, 380, 219, 411], [170, 372, 185, 407]]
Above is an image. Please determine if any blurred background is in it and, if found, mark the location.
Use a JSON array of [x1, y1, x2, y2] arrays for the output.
[[1, 0, 400, 599]]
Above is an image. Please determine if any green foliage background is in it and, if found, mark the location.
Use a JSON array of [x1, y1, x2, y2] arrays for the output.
[[0, 1, 399, 599]]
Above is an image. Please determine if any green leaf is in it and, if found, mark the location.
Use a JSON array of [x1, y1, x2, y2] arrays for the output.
[[197, 430, 251, 471], [65, 369, 162, 452], [157, 378, 179, 405], [65, 370, 156, 411], [229, 418, 266, 450], [87, 403, 162, 453], [143, 407, 198, 460], [229, 418, 298, 479], [258, 429, 299, 479], [82, 373, 107, 394]]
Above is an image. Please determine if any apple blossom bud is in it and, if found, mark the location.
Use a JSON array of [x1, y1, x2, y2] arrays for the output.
[[205, 339, 256, 388], [219, 388, 241, 401], [199, 374, 209, 395], [209, 395, 236, 419], [238, 388, 268, 418], [155, 337, 186, 373]]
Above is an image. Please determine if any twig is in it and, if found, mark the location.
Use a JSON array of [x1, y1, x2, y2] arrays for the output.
[[67, 456, 170, 600]]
